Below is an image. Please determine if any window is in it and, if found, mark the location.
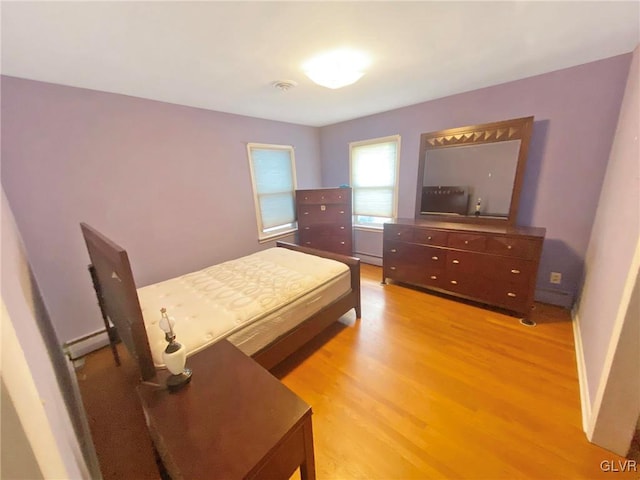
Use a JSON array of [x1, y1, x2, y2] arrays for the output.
[[350, 135, 401, 228], [247, 143, 297, 241]]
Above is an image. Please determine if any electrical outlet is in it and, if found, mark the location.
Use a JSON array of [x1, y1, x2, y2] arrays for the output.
[[550, 272, 562, 284]]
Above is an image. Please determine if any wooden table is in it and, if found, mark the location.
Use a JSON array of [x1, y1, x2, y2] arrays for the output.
[[137, 339, 315, 480]]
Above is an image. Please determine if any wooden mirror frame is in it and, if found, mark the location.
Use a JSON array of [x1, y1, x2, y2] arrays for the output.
[[415, 116, 534, 226]]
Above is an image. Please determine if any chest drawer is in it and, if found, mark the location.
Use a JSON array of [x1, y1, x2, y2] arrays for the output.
[[301, 236, 351, 254], [299, 224, 350, 237], [412, 228, 448, 246], [298, 204, 349, 223], [296, 189, 350, 205], [447, 233, 487, 252], [485, 236, 540, 260]]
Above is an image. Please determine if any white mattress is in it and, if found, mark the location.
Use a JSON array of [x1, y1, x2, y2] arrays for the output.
[[137, 247, 351, 368]]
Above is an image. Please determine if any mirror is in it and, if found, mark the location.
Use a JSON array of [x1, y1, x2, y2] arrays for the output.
[[415, 116, 534, 226]]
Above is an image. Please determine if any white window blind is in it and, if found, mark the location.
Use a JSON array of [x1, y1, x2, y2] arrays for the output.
[[350, 136, 400, 227], [247, 144, 297, 240]]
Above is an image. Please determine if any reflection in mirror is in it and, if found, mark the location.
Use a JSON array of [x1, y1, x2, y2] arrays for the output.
[[416, 116, 534, 226], [422, 140, 521, 218]]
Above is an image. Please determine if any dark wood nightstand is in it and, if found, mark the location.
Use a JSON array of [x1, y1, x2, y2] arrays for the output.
[[137, 339, 315, 479]]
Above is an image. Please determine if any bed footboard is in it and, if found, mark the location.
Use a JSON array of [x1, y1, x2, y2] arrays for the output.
[[250, 241, 362, 370], [276, 241, 361, 318]]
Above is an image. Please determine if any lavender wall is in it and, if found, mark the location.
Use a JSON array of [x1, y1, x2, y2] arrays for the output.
[[320, 54, 632, 305], [576, 45, 639, 419], [1, 76, 321, 342]]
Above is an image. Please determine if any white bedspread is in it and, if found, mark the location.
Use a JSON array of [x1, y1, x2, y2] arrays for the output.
[[137, 247, 350, 367]]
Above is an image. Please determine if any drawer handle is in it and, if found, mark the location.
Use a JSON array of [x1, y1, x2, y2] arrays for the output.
[[340, 226, 345, 230], [507, 245, 513, 249], [339, 210, 345, 214], [304, 211, 309, 215], [390, 249, 397, 253], [397, 232, 402, 236], [305, 241, 311, 245], [431, 256, 439, 260], [450, 280, 458, 285], [430, 275, 437, 280], [340, 241, 345, 245], [452, 259, 460, 264], [511, 269, 520, 274], [464, 240, 469, 245], [507, 292, 517, 297], [427, 236, 432, 240], [390, 266, 397, 270]]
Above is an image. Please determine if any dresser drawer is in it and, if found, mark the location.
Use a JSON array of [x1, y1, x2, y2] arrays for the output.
[[412, 228, 448, 246], [483, 282, 530, 313], [481, 256, 535, 286], [447, 232, 487, 252], [445, 250, 483, 275], [443, 272, 486, 299], [383, 241, 418, 265], [384, 264, 444, 289], [298, 204, 349, 223], [383, 224, 415, 241], [414, 246, 447, 273], [296, 189, 350, 205], [444, 250, 485, 298], [485, 236, 540, 260]]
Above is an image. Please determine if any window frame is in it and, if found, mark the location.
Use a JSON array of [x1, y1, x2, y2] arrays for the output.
[[349, 134, 401, 230], [247, 143, 298, 242]]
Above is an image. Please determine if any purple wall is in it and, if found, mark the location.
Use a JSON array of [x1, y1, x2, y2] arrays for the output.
[[320, 54, 632, 305], [1, 77, 321, 341]]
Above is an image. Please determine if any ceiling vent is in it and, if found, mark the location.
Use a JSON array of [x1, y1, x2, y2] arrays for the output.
[[272, 80, 297, 92]]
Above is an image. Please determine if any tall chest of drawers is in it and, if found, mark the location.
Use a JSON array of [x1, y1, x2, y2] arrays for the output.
[[383, 219, 546, 319], [295, 187, 352, 256]]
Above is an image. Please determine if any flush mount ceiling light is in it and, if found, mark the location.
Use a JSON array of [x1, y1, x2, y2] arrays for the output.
[[303, 49, 371, 89]]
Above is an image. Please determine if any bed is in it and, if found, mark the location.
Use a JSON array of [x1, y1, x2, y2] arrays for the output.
[[420, 185, 470, 216], [80, 222, 361, 381]]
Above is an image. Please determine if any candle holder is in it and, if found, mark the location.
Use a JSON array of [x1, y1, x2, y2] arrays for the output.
[[159, 308, 192, 392]]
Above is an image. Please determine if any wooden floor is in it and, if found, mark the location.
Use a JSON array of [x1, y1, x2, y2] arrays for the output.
[[76, 264, 634, 479]]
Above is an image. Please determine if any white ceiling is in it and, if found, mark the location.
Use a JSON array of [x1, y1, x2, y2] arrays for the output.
[[2, 1, 639, 127]]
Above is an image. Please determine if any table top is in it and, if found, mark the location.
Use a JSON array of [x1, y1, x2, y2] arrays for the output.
[[137, 339, 311, 479]]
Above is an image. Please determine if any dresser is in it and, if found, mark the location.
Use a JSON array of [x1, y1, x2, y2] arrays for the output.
[[383, 219, 546, 319], [296, 188, 352, 256]]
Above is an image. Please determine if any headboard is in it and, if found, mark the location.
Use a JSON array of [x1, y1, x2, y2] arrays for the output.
[[80, 223, 156, 381], [420, 186, 469, 216]]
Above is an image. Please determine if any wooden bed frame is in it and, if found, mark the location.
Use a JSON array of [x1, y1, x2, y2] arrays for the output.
[[80, 222, 361, 382]]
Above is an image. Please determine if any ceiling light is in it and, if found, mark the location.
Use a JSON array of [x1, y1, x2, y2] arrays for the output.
[[303, 49, 371, 89]]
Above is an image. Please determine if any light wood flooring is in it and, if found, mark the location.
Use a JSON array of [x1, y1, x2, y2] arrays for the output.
[[76, 264, 634, 479]]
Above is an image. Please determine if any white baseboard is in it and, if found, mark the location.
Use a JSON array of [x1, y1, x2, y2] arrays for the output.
[[354, 251, 382, 267], [571, 308, 592, 434], [63, 328, 110, 360]]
